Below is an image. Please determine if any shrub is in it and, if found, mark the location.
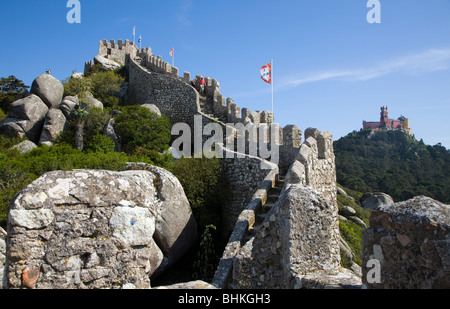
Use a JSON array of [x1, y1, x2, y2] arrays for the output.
[[0, 161, 33, 223], [62, 76, 92, 103], [114, 105, 171, 155], [63, 69, 124, 109], [85, 134, 116, 154], [83, 107, 111, 142]]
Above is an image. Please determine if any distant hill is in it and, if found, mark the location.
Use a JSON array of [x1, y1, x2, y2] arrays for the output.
[[334, 130, 450, 204]]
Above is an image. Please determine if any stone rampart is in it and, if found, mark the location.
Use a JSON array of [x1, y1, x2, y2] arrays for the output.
[[285, 128, 337, 208], [218, 144, 279, 233], [127, 56, 199, 128], [99, 39, 138, 64], [212, 149, 279, 288], [212, 130, 340, 288]]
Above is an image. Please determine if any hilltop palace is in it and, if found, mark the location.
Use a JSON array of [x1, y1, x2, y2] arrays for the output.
[[363, 106, 412, 135]]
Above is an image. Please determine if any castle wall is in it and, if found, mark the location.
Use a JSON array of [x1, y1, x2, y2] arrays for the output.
[[98, 39, 138, 65], [218, 145, 279, 234], [127, 56, 199, 128], [213, 129, 339, 288]]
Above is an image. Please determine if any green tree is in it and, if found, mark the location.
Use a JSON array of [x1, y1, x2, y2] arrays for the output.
[[89, 70, 124, 109], [63, 69, 125, 109], [0, 75, 30, 113], [114, 105, 171, 155], [70, 106, 89, 151], [62, 76, 92, 103]]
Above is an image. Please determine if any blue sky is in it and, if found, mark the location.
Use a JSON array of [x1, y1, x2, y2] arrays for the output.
[[1, 0, 450, 148]]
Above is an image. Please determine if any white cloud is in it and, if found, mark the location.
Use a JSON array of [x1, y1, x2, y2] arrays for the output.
[[278, 47, 450, 89]]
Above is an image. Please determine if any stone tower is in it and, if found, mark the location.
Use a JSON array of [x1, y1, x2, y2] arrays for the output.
[[380, 106, 389, 127]]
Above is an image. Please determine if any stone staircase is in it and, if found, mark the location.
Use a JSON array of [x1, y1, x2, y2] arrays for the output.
[[245, 175, 285, 242], [198, 94, 214, 117]]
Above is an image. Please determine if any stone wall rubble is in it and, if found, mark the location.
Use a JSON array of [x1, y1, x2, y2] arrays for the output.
[[362, 196, 450, 289]]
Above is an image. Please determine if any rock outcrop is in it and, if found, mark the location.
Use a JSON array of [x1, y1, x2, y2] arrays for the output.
[[362, 196, 450, 289], [0, 73, 113, 146], [360, 192, 394, 211], [0, 94, 49, 143], [60, 96, 78, 118], [4, 167, 197, 289], [30, 74, 64, 109], [11, 140, 38, 154], [94, 55, 121, 71], [38, 109, 69, 146]]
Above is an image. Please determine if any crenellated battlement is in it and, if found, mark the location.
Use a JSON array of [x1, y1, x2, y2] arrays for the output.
[[285, 128, 337, 207], [99, 39, 138, 64]]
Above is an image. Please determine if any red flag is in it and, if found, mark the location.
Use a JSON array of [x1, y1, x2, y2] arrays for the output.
[[169, 49, 174, 58], [261, 63, 272, 84]]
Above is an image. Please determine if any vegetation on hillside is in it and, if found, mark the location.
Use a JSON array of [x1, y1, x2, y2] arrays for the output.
[[334, 129, 450, 203], [63, 64, 125, 109]]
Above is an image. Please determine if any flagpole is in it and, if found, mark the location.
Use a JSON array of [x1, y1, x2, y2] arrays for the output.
[[172, 47, 175, 67], [271, 59, 274, 123]]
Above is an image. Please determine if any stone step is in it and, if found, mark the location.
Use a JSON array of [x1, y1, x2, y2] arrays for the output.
[[269, 187, 282, 194], [267, 194, 280, 203]]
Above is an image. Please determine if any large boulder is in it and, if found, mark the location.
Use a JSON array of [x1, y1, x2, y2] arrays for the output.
[[362, 196, 450, 289], [141, 104, 161, 117], [125, 163, 198, 262], [0, 94, 49, 143], [360, 192, 394, 211], [11, 140, 38, 154], [39, 109, 69, 146], [30, 74, 64, 109], [84, 93, 104, 110], [94, 55, 121, 71], [60, 96, 78, 118], [5, 167, 197, 289]]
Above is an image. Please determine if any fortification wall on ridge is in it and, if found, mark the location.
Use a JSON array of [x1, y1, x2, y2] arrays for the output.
[[99, 39, 138, 64], [285, 128, 337, 208], [212, 129, 337, 288], [127, 56, 199, 128]]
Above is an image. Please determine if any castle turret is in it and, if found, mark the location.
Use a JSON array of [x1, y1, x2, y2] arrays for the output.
[[380, 106, 389, 127]]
